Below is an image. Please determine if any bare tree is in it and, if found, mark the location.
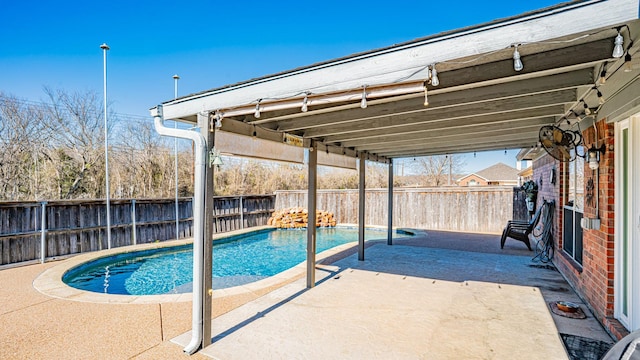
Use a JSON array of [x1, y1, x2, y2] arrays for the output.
[[40, 88, 108, 199], [6, 89, 470, 201], [0, 93, 51, 200], [410, 154, 466, 186]]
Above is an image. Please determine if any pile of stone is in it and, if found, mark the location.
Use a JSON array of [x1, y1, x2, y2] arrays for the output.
[[267, 207, 337, 228]]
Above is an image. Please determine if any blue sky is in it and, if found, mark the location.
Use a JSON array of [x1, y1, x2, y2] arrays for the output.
[[0, 0, 561, 172]]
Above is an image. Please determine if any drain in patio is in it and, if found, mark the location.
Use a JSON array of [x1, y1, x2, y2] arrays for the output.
[[560, 333, 612, 360]]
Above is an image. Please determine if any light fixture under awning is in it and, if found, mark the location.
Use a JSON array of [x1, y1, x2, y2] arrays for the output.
[[221, 81, 427, 122]]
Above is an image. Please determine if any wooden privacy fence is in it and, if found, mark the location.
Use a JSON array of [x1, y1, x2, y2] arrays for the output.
[[0, 195, 275, 266], [512, 187, 530, 221], [275, 187, 515, 233]]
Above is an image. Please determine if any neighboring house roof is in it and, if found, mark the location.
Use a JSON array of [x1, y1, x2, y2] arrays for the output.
[[457, 173, 489, 183], [457, 162, 520, 183]]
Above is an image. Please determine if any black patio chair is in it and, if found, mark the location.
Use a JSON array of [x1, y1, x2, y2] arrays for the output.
[[500, 200, 546, 250]]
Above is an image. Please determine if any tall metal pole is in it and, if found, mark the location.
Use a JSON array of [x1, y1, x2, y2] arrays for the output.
[[100, 43, 112, 249], [173, 74, 180, 240]]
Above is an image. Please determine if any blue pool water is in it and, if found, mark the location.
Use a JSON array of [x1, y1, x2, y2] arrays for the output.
[[63, 227, 413, 295]]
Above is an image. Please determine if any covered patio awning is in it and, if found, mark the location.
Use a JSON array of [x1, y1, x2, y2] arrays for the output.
[[153, 0, 640, 162], [150, 0, 640, 353]]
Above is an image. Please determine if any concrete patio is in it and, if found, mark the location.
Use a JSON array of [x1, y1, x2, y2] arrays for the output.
[[0, 230, 614, 359]]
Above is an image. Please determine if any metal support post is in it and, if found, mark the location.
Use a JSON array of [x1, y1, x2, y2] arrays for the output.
[[388, 159, 394, 246], [199, 112, 214, 348], [131, 199, 137, 245], [40, 201, 47, 263], [358, 153, 366, 261], [307, 142, 318, 288], [239, 196, 244, 229]]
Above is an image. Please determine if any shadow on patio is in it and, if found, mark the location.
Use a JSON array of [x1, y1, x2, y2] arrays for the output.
[[173, 231, 613, 360]]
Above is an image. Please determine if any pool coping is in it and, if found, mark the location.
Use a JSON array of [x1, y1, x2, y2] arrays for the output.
[[33, 225, 416, 304]]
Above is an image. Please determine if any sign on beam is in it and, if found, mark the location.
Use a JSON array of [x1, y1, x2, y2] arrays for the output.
[[283, 133, 304, 147]]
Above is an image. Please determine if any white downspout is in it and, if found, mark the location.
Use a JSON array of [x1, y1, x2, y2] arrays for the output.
[[152, 105, 206, 354]]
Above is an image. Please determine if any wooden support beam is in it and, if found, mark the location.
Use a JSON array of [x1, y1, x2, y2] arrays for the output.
[[313, 90, 575, 140], [273, 69, 592, 132], [436, 38, 611, 89], [382, 140, 539, 158], [360, 124, 548, 153], [334, 110, 559, 147]]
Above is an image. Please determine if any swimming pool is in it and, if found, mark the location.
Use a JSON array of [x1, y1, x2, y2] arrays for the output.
[[63, 227, 413, 295]]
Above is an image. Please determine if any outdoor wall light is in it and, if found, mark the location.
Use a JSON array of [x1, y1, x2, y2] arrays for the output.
[[586, 144, 606, 170]]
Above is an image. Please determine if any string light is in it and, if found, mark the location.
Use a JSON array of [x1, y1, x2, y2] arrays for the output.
[[513, 45, 523, 71], [214, 111, 223, 129], [430, 64, 439, 86], [571, 109, 583, 121], [624, 53, 633, 72], [202, 27, 627, 122], [582, 100, 591, 115], [596, 88, 605, 105], [254, 100, 261, 118], [360, 85, 367, 109], [599, 64, 607, 85], [612, 30, 625, 58]]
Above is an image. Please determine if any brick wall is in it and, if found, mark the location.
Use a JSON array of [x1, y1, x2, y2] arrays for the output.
[[532, 154, 563, 254], [542, 119, 627, 339]]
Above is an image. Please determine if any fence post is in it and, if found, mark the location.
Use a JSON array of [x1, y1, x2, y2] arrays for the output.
[[40, 201, 47, 263], [131, 199, 137, 245], [239, 196, 244, 229]]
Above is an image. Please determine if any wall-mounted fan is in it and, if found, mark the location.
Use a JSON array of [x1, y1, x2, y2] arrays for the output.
[[539, 125, 583, 162]]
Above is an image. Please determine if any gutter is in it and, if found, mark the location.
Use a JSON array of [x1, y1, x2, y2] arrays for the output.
[[153, 105, 207, 354]]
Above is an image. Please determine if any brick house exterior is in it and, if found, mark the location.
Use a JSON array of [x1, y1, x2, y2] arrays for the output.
[[530, 118, 629, 339], [457, 163, 520, 187]]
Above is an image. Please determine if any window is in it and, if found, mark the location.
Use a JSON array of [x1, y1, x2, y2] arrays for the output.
[[563, 146, 584, 265]]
